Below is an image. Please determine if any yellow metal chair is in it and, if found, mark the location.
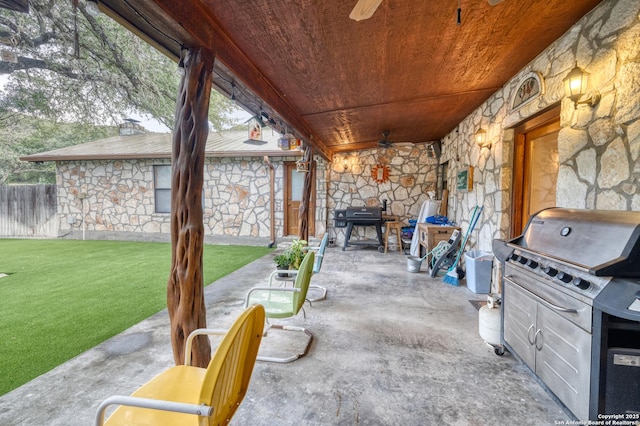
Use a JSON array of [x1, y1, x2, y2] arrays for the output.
[[245, 251, 314, 363], [95, 304, 265, 426]]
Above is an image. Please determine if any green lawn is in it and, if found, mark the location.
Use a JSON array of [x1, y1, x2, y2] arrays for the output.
[[0, 239, 272, 396]]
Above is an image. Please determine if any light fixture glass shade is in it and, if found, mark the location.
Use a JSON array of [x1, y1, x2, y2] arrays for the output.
[[475, 128, 487, 147], [349, 0, 383, 21], [86, 0, 100, 16], [563, 63, 589, 104]]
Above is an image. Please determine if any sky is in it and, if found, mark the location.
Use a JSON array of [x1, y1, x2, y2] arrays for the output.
[[134, 107, 253, 133]]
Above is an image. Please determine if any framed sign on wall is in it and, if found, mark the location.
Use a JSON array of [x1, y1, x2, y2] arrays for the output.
[[456, 166, 474, 192]]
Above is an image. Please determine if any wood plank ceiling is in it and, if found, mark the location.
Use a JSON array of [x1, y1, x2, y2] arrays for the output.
[[99, 0, 603, 159]]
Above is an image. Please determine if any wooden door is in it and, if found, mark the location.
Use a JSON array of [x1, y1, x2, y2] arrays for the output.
[[284, 162, 315, 236], [512, 106, 560, 237]]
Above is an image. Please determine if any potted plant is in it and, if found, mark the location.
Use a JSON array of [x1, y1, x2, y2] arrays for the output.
[[287, 239, 307, 270], [274, 252, 292, 277], [273, 239, 308, 277]]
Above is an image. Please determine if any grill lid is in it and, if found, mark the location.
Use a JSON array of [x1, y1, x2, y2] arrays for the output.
[[345, 207, 382, 220], [509, 208, 640, 277]]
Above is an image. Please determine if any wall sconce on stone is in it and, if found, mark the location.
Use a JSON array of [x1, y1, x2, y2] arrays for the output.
[[563, 62, 600, 109], [475, 128, 490, 149], [342, 157, 350, 172]]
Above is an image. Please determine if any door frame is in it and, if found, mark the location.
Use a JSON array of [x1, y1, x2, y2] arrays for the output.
[[283, 161, 316, 237], [511, 104, 560, 238]]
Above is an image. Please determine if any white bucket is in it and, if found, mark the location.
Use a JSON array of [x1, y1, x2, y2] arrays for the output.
[[406, 256, 424, 273]]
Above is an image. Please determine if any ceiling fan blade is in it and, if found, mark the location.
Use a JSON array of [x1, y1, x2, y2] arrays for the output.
[[349, 0, 383, 21], [392, 142, 414, 152], [488, 0, 504, 5]]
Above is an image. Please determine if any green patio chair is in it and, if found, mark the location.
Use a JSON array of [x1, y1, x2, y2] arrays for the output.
[[245, 251, 315, 363], [304, 233, 329, 301]]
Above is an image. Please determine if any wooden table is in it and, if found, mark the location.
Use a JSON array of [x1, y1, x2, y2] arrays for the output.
[[417, 224, 461, 265]]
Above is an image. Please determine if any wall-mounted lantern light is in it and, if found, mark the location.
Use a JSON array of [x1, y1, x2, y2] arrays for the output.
[[342, 157, 350, 172], [563, 62, 600, 109], [475, 128, 490, 149]]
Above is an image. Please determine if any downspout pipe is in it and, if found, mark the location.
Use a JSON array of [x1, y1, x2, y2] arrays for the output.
[[263, 156, 276, 248]]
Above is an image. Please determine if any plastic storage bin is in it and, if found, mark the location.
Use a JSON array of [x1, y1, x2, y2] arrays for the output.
[[465, 250, 493, 293]]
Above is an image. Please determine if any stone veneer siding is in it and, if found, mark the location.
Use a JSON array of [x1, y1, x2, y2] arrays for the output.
[[439, 0, 640, 257], [328, 144, 440, 245], [56, 154, 325, 241]]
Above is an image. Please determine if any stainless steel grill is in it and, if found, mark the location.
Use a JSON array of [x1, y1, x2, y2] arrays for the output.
[[493, 208, 640, 421]]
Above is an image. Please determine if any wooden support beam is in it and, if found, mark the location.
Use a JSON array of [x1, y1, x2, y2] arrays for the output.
[[167, 47, 214, 367], [297, 145, 314, 241]]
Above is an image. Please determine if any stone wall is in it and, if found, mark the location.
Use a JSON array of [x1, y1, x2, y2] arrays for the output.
[[328, 144, 440, 245], [56, 154, 321, 242], [440, 0, 640, 257]]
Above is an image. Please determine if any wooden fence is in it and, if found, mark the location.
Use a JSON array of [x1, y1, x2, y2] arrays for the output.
[[0, 185, 58, 238]]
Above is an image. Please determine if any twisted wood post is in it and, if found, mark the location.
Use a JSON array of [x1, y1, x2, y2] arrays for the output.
[[167, 47, 213, 367], [298, 144, 314, 241]]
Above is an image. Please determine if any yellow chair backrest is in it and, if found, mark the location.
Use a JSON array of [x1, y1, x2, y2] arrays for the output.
[[97, 305, 265, 426], [199, 303, 265, 424]]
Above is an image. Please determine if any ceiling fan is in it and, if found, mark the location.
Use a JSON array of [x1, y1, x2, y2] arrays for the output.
[[350, 0, 504, 21], [378, 131, 412, 152]]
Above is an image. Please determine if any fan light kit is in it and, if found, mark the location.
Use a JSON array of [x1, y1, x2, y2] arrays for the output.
[[349, 0, 383, 21], [350, 0, 505, 22]]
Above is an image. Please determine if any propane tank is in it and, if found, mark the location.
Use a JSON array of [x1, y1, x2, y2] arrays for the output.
[[479, 294, 504, 355], [479, 304, 501, 346]]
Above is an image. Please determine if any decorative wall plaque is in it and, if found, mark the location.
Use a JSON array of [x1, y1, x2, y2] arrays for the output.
[[511, 72, 544, 111], [371, 163, 390, 184]]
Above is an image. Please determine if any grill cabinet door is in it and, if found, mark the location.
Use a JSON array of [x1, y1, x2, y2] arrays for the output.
[[503, 281, 537, 369], [504, 278, 592, 420], [536, 304, 591, 420]]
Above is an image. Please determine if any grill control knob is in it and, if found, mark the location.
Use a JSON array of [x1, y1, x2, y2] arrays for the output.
[[543, 266, 558, 277], [518, 256, 528, 264], [573, 278, 591, 290], [510, 253, 520, 262], [557, 272, 573, 283], [526, 259, 539, 269]]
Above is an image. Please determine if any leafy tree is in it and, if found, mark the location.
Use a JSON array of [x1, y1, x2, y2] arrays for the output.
[[0, 0, 243, 183], [0, 115, 115, 184], [0, 0, 238, 129]]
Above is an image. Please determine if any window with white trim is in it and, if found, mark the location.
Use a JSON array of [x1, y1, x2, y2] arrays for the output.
[[154, 165, 171, 213]]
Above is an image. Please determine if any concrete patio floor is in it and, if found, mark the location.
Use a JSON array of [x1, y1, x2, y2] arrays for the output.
[[0, 244, 572, 425]]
